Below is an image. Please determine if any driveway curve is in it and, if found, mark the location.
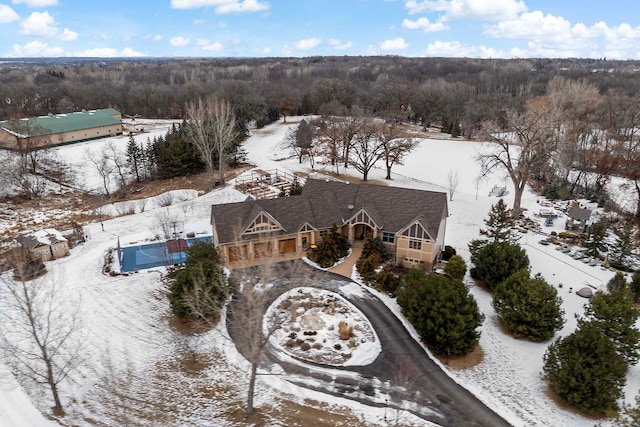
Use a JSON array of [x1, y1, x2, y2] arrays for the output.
[[227, 260, 511, 427]]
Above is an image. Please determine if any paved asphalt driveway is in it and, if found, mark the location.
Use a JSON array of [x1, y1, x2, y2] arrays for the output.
[[227, 261, 511, 427]]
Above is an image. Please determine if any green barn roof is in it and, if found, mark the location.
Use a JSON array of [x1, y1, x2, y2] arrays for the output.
[[1, 108, 121, 136]]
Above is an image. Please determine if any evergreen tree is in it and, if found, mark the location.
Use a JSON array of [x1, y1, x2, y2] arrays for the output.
[[444, 254, 467, 281], [307, 225, 350, 268], [168, 241, 231, 320], [469, 199, 520, 259], [582, 221, 607, 258], [479, 199, 520, 243], [470, 241, 530, 290], [543, 323, 627, 415], [579, 290, 640, 365], [493, 269, 564, 341], [125, 135, 144, 182], [607, 272, 628, 293], [396, 270, 484, 356], [630, 271, 640, 304], [610, 224, 634, 270]]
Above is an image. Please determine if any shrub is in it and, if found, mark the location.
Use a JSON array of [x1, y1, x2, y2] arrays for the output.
[[334, 343, 342, 350], [375, 264, 400, 294], [307, 225, 350, 268], [441, 245, 457, 262], [396, 269, 484, 356], [168, 241, 230, 320], [444, 255, 467, 281], [544, 323, 627, 415], [470, 241, 529, 290], [493, 270, 564, 341], [300, 342, 311, 351]]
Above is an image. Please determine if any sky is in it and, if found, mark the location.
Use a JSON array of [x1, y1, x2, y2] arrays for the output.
[[0, 0, 639, 59]]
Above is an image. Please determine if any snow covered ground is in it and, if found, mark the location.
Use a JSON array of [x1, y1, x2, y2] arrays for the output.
[[1, 117, 637, 426]]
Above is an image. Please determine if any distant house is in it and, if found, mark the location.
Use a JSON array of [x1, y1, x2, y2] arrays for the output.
[[210, 179, 448, 271], [16, 229, 70, 262], [0, 108, 122, 150], [566, 206, 592, 231]]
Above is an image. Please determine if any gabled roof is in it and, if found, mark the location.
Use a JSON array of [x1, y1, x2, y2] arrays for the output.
[[0, 108, 121, 137], [568, 206, 592, 222], [16, 228, 67, 249], [211, 179, 448, 244]]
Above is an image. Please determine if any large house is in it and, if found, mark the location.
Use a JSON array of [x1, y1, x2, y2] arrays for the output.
[[210, 179, 448, 270], [16, 229, 70, 262], [0, 108, 122, 150]]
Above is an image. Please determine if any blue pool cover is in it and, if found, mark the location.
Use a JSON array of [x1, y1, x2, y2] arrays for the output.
[[119, 236, 213, 272]]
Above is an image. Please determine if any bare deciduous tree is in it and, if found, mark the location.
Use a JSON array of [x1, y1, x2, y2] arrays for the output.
[[184, 97, 237, 186], [447, 169, 460, 201], [0, 270, 83, 415], [378, 121, 417, 180], [478, 98, 558, 217], [349, 119, 385, 181], [85, 148, 115, 196], [227, 268, 289, 417], [104, 141, 128, 188]]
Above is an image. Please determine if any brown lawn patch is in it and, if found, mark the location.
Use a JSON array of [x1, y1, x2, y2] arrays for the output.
[[435, 345, 484, 370]]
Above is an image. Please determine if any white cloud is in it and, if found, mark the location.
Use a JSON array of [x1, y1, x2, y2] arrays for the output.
[[295, 37, 321, 50], [402, 17, 448, 32], [170, 36, 190, 47], [20, 11, 57, 37], [120, 47, 145, 57], [193, 18, 205, 25], [422, 40, 506, 57], [380, 37, 408, 51], [255, 46, 271, 55], [19, 10, 77, 41], [70, 47, 145, 57], [405, 0, 526, 21], [0, 5, 19, 23], [9, 40, 64, 56], [485, 11, 571, 40], [60, 28, 77, 41], [145, 34, 162, 42], [328, 38, 352, 51], [196, 38, 223, 51], [170, 0, 270, 14], [11, 0, 58, 7], [484, 11, 640, 59]]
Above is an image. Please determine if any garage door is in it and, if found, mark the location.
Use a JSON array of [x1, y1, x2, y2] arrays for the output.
[[228, 245, 248, 262], [279, 238, 296, 254]]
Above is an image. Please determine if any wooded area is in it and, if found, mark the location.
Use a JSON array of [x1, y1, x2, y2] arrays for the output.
[[2, 56, 640, 217]]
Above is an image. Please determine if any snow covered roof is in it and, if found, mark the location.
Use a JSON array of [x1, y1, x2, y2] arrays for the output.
[[16, 228, 67, 249]]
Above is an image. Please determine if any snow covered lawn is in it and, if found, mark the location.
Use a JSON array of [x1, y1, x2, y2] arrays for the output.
[[2, 117, 637, 426]]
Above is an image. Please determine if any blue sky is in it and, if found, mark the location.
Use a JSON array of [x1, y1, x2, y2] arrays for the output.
[[1, 0, 639, 59]]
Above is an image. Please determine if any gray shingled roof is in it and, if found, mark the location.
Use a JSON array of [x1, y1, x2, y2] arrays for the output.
[[568, 206, 591, 222], [211, 179, 448, 244]]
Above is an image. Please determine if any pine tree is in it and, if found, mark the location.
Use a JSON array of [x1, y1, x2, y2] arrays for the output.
[[607, 272, 628, 293], [583, 221, 607, 258], [544, 323, 627, 414], [444, 254, 467, 281], [470, 241, 530, 290], [630, 271, 640, 304], [126, 135, 144, 182], [579, 290, 640, 365], [610, 224, 634, 270], [493, 269, 564, 341], [469, 199, 520, 258], [396, 270, 484, 356], [168, 241, 231, 320]]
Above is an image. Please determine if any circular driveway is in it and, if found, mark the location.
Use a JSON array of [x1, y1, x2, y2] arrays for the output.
[[227, 260, 511, 427]]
